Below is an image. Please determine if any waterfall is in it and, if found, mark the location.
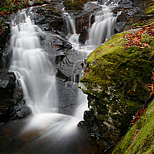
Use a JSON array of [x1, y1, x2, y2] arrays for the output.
[[9, 9, 88, 132], [63, 12, 80, 48], [10, 9, 58, 114], [1, 1, 134, 153], [63, 12, 76, 35], [63, 1, 121, 50], [86, 3, 120, 46], [87, 8, 115, 45]]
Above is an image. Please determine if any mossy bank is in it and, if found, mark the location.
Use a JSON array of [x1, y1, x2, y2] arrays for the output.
[[112, 97, 154, 154], [78, 23, 154, 151]]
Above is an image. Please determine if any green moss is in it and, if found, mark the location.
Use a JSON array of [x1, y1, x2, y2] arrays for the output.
[[80, 30, 154, 137], [141, 33, 148, 43], [141, 33, 154, 50], [64, 0, 88, 10], [145, 5, 154, 15], [132, 19, 154, 29], [147, 37, 154, 48], [82, 44, 153, 96], [86, 32, 129, 65], [112, 99, 154, 154]]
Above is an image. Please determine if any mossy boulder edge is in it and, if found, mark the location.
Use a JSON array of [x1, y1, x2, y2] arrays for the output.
[[79, 25, 154, 149], [112, 98, 154, 154]]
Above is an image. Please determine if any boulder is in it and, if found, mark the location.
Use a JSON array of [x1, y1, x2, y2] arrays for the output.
[[32, 3, 67, 35], [79, 26, 154, 151], [0, 70, 31, 123]]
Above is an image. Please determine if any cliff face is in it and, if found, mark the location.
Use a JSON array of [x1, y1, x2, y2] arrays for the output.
[[78, 3, 154, 150]]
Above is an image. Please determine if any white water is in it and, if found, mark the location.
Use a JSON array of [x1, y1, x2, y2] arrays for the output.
[[87, 6, 117, 46], [64, 0, 121, 51], [10, 10, 59, 114], [88, 0, 121, 46], [63, 12, 80, 49], [10, 9, 88, 141], [62, 1, 121, 86]]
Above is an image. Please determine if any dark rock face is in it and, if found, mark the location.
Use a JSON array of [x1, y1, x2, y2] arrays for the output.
[[41, 33, 72, 64], [77, 14, 92, 44], [115, 0, 153, 32], [0, 19, 10, 69], [32, 3, 67, 36], [78, 96, 119, 153], [0, 70, 31, 123], [0, 70, 15, 99]]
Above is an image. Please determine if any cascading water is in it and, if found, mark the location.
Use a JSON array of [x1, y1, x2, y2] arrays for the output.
[[87, 6, 117, 46], [6, 8, 93, 154], [62, 0, 121, 85], [10, 9, 58, 114], [63, 0, 121, 48], [63, 11, 80, 48], [86, 0, 121, 46]]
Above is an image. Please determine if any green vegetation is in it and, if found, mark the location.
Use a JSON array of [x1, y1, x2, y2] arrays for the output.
[[64, 0, 88, 11], [0, 0, 28, 15], [86, 32, 129, 65], [0, 0, 46, 15], [145, 5, 154, 15], [132, 19, 154, 28], [112, 99, 154, 154], [79, 28, 154, 136], [0, 19, 9, 31]]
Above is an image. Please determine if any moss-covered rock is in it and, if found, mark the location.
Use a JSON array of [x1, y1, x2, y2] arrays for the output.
[[145, 4, 154, 15], [79, 26, 154, 150], [121, 0, 154, 31], [64, 0, 88, 11], [112, 98, 154, 154], [132, 19, 154, 29]]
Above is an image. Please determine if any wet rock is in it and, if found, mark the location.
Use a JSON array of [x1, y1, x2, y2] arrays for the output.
[[114, 0, 154, 32], [119, 0, 133, 8], [79, 27, 89, 44], [0, 19, 10, 69], [32, 3, 67, 35], [76, 14, 90, 44], [41, 33, 72, 65], [56, 78, 80, 115], [78, 110, 95, 132], [114, 5, 142, 32], [0, 70, 31, 123], [78, 109, 117, 151], [57, 48, 86, 82], [35, 15, 47, 25], [0, 69, 16, 99], [56, 68, 71, 81]]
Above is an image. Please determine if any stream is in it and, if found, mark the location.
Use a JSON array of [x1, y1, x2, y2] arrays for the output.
[[0, 0, 132, 153]]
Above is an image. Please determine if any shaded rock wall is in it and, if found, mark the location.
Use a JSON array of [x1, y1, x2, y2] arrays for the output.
[[0, 70, 31, 123], [0, 19, 10, 69]]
